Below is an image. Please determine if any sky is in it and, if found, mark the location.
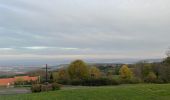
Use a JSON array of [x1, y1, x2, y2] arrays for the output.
[[0, 0, 170, 65]]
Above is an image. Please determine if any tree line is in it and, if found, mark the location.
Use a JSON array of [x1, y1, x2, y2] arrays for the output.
[[49, 56, 170, 86]]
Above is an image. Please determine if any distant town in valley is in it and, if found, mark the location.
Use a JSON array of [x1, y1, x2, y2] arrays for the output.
[[0, 58, 162, 76]]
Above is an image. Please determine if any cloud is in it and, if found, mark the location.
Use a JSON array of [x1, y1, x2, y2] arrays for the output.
[[0, 48, 13, 51], [22, 46, 50, 50], [21, 46, 79, 50], [59, 47, 79, 50], [0, 0, 170, 65]]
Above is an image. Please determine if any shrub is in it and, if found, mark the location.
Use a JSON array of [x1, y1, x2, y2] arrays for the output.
[[52, 83, 62, 90], [145, 72, 157, 83], [70, 79, 83, 86], [31, 83, 61, 93], [129, 77, 141, 84], [155, 77, 164, 84], [31, 84, 41, 93], [41, 84, 53, 92], [58, 79, 70, 85], [120, 77, 141, 84], [120, 79, 131, 84], [82, 78, 120, 86], [109, 78, 121, 85]]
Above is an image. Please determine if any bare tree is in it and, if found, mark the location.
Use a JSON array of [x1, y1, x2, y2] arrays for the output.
[[166, 47, 170, 57]]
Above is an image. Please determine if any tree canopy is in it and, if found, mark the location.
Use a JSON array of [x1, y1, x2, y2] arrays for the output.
[[89, 66, 101, 78], [68, 60, 89, 80], [119, 65, 133, 79]]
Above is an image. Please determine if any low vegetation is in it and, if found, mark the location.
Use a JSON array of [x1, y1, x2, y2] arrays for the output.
[[1, 84, 170, 100], [31, 83, 61, 93]]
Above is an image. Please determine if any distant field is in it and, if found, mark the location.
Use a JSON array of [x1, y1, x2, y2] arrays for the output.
[[1, 84, 170, 100]]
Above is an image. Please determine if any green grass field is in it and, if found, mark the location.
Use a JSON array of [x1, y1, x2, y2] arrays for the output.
[[1, 84, 170, 100]]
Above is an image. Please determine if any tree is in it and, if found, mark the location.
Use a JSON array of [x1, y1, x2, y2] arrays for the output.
[[27, 69, 46, 83], [114, 66, 121, 75], [163, 57, 170, 65], [134, 62, 144, 79], [163, 48, 170, 64], [134, 62, 156, 81], [49, 72, 54, 83], [52, 69, 69, 84], [52, 72, 59, 82], [58, 69, 69, 80], [89, 66, 101, 78], [166, 47, 170, 57], [141, 63, 153, 79], [106, 70, 113, 77], [145, 72, 157, 83], [119, 65, 133, 79], [15, 78, 25, 85], [159, 51, 170, 82], [68, 60, 89, 80], [159, 64, 170, 83]]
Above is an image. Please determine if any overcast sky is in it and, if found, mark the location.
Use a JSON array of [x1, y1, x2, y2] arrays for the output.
[[0, 0, 170, 65]]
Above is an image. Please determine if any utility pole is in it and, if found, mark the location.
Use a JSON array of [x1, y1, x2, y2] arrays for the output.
[[42, 64, 51, 85], [45, 64, 48, 83]]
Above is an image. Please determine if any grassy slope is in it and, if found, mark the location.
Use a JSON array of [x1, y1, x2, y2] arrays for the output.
[[1, 84, 170, 100]]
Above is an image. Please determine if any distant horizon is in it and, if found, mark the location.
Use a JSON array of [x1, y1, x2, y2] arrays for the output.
[[0, 57, 163, 66]]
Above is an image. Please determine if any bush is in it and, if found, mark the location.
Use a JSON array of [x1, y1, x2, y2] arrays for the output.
[[120, 77, 141, 84], [52, 83, 62, 90], [120, 79, 131, 84], [144, 72, 157, 83], [41, 84, 53, 92], [70, 79, 83, 86], [82, 78, 120, 86], [57, 77, 120, 86], [129, 77, 141, 84], [155, 77, 164, 84], [31, 83, 61, 93], [111, 79, 120, 85], [31, 84, 41, 93], [82, 78, 104, 86], [58, 79, 70, 85]]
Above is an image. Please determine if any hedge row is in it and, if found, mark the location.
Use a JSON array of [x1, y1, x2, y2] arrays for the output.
[[31, 83, 62, 93], [57, 77, 141, 86]]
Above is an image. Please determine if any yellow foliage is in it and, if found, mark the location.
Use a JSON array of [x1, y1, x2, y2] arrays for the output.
[[119, 65, 133, 79], [89, 67, 101, 78]]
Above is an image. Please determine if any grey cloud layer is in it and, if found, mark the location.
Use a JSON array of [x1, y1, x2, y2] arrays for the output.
[[0, 0, 170, 64]]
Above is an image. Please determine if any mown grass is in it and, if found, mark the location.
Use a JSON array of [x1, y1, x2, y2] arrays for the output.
[[1, 84, 170, 100]]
